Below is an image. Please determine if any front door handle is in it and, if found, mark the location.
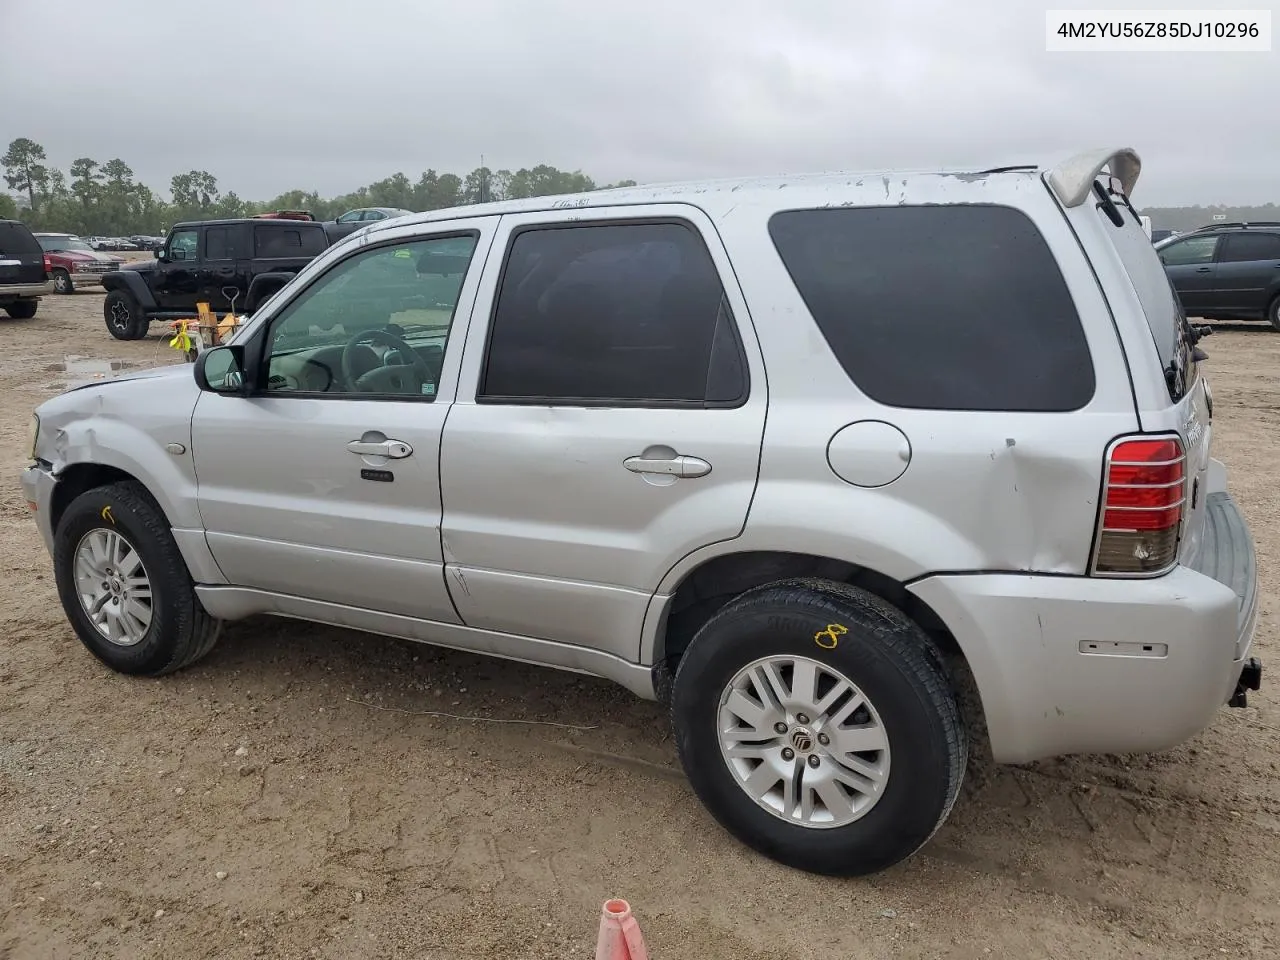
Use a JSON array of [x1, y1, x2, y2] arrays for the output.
[[347, 438, 413, 459], [624, 454, 712, 478], [1196, 266, 1212, 273]]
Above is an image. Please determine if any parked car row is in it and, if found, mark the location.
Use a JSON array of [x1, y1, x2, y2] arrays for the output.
[[34, 233, 124, 294], [83, 235, 164, 251]]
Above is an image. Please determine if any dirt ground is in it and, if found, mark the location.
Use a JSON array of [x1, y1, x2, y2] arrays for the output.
[[1, 286, 1277, 960]]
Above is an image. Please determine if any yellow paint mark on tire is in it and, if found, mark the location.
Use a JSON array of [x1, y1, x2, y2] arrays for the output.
[[100, 505, 115, 525], [814, 623, 848, 649]]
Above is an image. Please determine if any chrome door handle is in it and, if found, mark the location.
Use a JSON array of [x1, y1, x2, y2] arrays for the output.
[[623, 454, 712, 478], [347, 438, 413, 458]]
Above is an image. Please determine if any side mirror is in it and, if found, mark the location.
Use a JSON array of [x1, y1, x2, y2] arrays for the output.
[[153, 248, 163, 259], [194, 345, 247, 395]]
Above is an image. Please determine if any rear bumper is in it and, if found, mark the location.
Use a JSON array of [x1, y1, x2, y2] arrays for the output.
[[910, 464, 1259, 764], [0, 281, 55, 300]]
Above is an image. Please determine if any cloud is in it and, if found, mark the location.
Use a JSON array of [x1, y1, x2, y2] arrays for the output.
[[1, 0, 1275, 205]]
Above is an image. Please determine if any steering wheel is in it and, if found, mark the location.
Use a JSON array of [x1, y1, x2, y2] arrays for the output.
[[340, 328, 433, 394]]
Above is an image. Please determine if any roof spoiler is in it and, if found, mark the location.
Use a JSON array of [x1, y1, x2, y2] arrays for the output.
[[1045, 147, 1142, 208]]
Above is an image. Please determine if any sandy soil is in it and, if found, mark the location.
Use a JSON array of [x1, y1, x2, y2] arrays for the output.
[[1, 289, 1277, 960]]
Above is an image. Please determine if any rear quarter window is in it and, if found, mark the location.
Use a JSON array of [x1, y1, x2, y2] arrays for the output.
[[256, 225, 329, 258], [768, 205, 1096, 412]]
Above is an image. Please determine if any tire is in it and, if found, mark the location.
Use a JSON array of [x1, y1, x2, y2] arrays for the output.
[[671, 578, 966, 876], [3, 299, 38, 319], [103, 290, 147, 340], [1268, 294, 1280, 331], [52, 269, 73, 294], [52, 481, 221, 676]]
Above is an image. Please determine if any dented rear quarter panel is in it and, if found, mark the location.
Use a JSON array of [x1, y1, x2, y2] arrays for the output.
[[660, 171, 1140, 583]]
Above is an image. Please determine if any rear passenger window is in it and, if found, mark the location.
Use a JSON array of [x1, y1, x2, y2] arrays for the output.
[[480, 221, 746, 405], [768, 205, 1095, 412], [1219, 232, 1280, 262], [205, 227, 238, 261]]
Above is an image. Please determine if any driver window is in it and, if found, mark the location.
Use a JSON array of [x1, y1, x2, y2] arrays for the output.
[[262, 233, 479, 398], [169, 230, 198, 261]]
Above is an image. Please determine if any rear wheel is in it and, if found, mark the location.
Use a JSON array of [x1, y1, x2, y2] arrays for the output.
[[104, 290, 147, 340], [1268, 294, 1280, 331], [671, 578, 966, 876], [3, 299, 38, 319], [53, 482, 221, 675], [52, 269, 73, 294]]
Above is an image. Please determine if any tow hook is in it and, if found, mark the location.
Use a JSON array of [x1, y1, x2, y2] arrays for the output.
[[1229, 657, 1262, 708]]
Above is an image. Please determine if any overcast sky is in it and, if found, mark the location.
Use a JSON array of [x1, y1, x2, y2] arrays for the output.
[[1, 0, 1275, 207]]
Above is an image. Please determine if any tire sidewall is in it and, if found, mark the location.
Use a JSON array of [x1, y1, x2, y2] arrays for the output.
[[672, 590, 958, 874], [1269, 295, 1280, 330], [53, 487, 183, 674], [104, 291, 138, 339]]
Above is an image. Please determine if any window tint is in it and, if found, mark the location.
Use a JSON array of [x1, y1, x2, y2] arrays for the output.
[[1219, 232, 1280, 263], [0, 221, 42, 256], [769, 205, 1094, 412], [255, 225, 328, 258], [169, 229, 198, 260], [1157, 235, 1218, 266], [480, 222, 745, 405], [263, 234, 478, 398], [205, 226, 241, 261]]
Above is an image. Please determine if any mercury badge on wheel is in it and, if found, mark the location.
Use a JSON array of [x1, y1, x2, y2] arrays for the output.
[[20, 148, 1262, 876]]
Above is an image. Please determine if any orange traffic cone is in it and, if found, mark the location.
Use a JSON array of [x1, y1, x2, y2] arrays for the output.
[[594, 898, 649, 960]]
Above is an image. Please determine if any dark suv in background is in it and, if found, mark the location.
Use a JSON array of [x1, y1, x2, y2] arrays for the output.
[[0, 219, 53, 318], [101, 217, 331, 339], [1156, 222, 1280, 329]]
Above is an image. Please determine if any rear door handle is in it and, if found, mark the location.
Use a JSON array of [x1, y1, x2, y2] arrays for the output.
[[1196, 266, 1212, 273], [624, 454, 712, 478], [347, 438, 413, 459]]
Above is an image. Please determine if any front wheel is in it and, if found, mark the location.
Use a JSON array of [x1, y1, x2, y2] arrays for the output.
[[52, 269, 73, 294], [103, 290, 147, 340], [671, 579, 967, 876], [53, 481, 221, 675], [1268, 294, 1280, 331]]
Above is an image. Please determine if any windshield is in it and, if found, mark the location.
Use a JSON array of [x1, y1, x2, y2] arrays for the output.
[[38, 236, 93, 253]]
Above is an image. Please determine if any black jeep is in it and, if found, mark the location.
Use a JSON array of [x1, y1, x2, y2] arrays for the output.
[[100, 218, 331, 340]]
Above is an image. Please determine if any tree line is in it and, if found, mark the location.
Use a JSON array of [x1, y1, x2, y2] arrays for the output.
[[8, 136, 1270, 238], [1, 137, 636, 236]]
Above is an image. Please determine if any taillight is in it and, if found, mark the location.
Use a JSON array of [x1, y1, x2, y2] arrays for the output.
[[43, 254, 51, 277], [1092, 436, 1186, 576]]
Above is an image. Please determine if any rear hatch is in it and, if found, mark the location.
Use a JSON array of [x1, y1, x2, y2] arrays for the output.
[[0, 220, 47, 285], [1072, 178, 1212, 567]]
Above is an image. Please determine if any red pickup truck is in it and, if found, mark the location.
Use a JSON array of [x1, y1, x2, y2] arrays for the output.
[[33, 233, 124, 294]]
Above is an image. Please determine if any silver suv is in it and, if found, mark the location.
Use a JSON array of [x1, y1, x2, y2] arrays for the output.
[[20, 148, 1261, 876]]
